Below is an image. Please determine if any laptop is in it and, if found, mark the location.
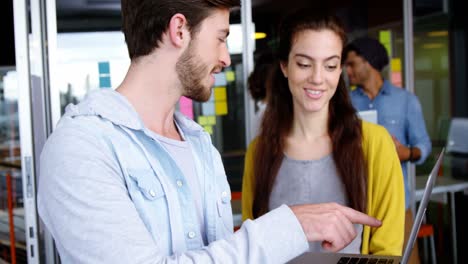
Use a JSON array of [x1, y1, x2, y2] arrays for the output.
[[288, 149, 445, 264]]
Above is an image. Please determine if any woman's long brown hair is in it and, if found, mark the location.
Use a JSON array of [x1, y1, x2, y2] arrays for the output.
[[252, 8, 367, 218]]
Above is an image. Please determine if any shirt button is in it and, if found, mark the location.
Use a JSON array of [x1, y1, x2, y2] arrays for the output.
[[149, 189, 156, 197], [187, 231, 196, 239], [221, 191, 229, 203], [176, 180, 183, 187], [369, 103, 373, 108]]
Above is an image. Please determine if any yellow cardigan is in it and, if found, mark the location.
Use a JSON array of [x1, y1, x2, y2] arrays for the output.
[[241, 121, 405, 256]]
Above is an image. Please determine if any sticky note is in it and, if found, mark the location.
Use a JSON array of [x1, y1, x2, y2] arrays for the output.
[[198, 116, 208, 125], [379, 30, 391, 44], [179, 96, 193, 119], [391, 72, 402, 87], [203, 125, 213, 135], [215, 101, 228, 115], [214, 73, 227, 86], [379, 30, 392, 58], [391, 58, 402, 72], [99, 76, 111, 88], [214, 87, 227, 101], [202, 102, 215, 115], [98, 62, 110, 74], [225, 71, 235, 82], [207, 115, 216, 125]]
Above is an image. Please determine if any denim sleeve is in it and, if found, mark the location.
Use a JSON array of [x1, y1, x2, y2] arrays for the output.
[[406, 94, 432, 164], [38, 120, 308, 264]]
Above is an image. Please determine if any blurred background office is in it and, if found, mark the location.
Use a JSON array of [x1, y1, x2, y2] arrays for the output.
[[1, 0, 467, 263]]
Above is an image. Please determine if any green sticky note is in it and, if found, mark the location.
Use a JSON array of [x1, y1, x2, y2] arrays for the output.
[[225, 71, 235, 82], [203, 125, 213, 134], [207, 116, 216, 125], [198, 116, 208, 125], [379, 30, 391, 44]]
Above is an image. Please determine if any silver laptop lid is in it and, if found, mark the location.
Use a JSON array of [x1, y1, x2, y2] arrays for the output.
[[401, 148, 445, 264]]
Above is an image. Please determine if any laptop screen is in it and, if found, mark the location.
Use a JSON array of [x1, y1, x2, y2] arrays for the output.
[[401, 149, 445, 264]]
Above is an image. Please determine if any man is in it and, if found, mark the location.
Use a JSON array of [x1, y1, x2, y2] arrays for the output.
[[344, 37, 432, 263], [38, 1, 381, 263]]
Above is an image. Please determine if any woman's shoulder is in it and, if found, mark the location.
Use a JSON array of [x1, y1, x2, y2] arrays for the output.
[[361, 121, 393, 149], [361, 120, 389, 138], [247, 137, 260, 149], [245, 137, 260, 159]]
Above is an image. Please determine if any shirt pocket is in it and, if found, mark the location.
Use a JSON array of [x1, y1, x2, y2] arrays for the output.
[[381, 115, 402, 135], [127, 168, 165, 201], [126, 168, 170, 249]]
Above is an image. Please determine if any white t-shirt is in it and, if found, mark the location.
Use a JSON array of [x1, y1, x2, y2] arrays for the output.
[[155, 131, 207, 245]]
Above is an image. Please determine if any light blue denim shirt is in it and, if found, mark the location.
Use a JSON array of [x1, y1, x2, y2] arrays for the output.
[[351, 80, 432, 208], [37, 90, 308, 263]]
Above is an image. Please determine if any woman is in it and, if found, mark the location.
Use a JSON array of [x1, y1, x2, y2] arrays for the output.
[[242, 8, 405, 256]]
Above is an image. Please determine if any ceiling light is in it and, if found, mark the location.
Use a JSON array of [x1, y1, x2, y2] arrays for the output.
[[427, 31, 448, 37], [254, 32, 267, 39], [422, 43, 444, 49]]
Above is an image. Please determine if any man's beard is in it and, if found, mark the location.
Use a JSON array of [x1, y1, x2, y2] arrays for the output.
[[176, 42, 212, 102]]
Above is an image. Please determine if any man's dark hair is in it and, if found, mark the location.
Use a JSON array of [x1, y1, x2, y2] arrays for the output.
[[121, 0, 240, 60], [343, 36, 389, 71]]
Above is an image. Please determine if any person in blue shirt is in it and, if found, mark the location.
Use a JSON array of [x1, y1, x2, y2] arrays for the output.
[[37, 1, 381, 263], [343, 36, 432, 264]]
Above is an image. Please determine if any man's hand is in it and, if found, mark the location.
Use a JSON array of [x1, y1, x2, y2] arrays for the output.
[[391, 135, 410, 161], [290, 203, 381, 252]]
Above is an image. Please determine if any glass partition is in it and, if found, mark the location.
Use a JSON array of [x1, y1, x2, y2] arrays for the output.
[[413, 3, 450, 175], [0, 67, 27, 263]]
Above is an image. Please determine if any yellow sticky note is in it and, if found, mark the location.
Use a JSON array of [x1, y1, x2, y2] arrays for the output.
[[207, 115, 216, 125], [198, 116, 208, 125], [214, 87, 227, 101], [225, 71, 235, 82], [391, 58, 402, 72], [203, 125, 213, 134], [215, 101, 228, 115]]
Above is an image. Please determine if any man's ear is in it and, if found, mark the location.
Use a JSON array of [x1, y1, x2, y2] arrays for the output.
[[168, 13, 189, 48]]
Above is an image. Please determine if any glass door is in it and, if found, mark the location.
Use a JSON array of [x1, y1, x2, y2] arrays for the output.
[[8, 0, 51, 262], [0, 67, 28, 263]]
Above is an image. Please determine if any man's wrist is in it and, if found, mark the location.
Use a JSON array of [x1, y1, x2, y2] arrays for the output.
[[408, 147, 413, 162]]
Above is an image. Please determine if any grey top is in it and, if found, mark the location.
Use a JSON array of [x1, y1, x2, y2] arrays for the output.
[[269, 154, 363, 254]]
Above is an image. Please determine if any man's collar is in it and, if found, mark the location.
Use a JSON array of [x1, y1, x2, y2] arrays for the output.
[[380, 80, 392, 95], [355, 79, 391, 97]]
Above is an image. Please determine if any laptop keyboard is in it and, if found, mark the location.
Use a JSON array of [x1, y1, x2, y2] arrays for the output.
[[337, 257, 395, 264]]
